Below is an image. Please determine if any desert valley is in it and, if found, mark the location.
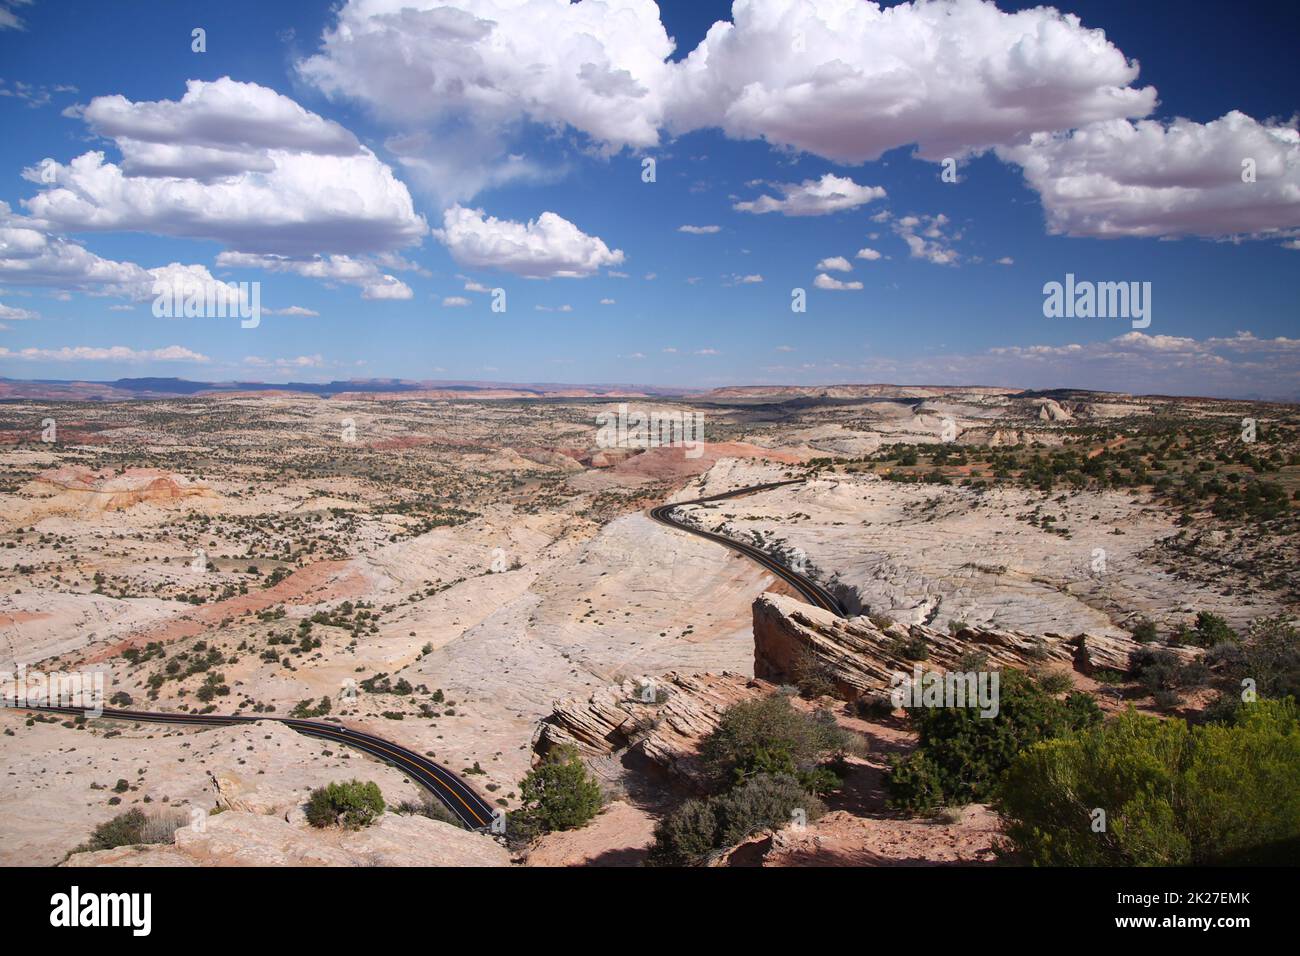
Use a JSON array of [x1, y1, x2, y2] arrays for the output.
[[2, 383, 1295, 867]]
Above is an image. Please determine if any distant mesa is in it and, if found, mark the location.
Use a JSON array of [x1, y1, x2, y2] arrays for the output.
[[0, 376, 697, 402], [700, 384, 1023, 402], [29, 467, 214, 512]]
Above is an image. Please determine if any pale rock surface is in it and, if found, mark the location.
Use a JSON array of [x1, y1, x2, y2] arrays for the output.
[[63, 810, 508, 867], [669, 465, 1279, 634], [0, 714, 428, 866]]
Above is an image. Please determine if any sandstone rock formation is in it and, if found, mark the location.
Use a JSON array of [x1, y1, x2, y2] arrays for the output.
[[1037, 399, 1074, 422], [28, 467, 214, 512], [535, 672, 775, 789], [752, 591, 1173, 705]]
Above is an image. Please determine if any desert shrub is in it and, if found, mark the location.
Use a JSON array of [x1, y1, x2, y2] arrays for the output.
[[71, 807, 190, 858], [1035, 669, 1074, 695], [1091, 668, 1127, 684], [511, 745, 602, 839], [78, 809, 148, 852], [889, 634, 930, 661], [791, 644, 838, 700], [700, 693, 857, 794], [1198, 689, 1246, 726], [884, 750, 947, 814], [138, 809, 191, 844], [853, 694, 896, 720], [1022, 641, 1051, 662], [1130, 619, 1158, 644], [290, 696, 331, 718], [392, 796, 461, 828], [648, 798, 721, 867], [1190, 611, 1237, 648], [648, 774, 824, 866], [1131, 648, 1196, 695], [999, 700, 1300, 865], [1209, 616, 1300, 705], [887, 670, 1101, 812], [305, 779, 385, 829], [1152, 689, 1182, 711], [714, 773, 824, 846], [1061, 690, 1104, 727]]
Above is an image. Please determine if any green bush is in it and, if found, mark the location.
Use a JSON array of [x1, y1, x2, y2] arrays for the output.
[[1190, 611, 1237, 648], [305, 779, 385, 829], [511, 745, 602, 839], [392, 796, 461, 828], [649, 692, 855, 864], [1035, 669, 1074, 695], [1131, 647, 1208, 698], [714, 773, 824, 847], [648, 773, 823, 866], [887, 670, 1101, 812], [78, 809, 148, 852], [1205, 616, 1300, 712], [884, 751, 947, 814], [889, 634, 930, 661], [1130, 619, 1158, 644], [999, 699, 1300, 865], [649, 799, 719, 867], [700, 693, 857, 794]]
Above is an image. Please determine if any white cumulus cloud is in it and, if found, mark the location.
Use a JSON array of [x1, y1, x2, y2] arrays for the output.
[[667, 0, 1155, 162], [894, 213, 961, 265], [735, 174, 885, 217], [813, 273, 863, 290], [433, 204, 624, 278], [23, 79, 426, 258], [298, 0, 675, 152], [999, 111, 1300, 239]]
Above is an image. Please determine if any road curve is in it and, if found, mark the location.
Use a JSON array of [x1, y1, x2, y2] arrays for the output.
[[649, 480, 848, 618], [13, 480, 835, 835], [15, 705, 496, 831]]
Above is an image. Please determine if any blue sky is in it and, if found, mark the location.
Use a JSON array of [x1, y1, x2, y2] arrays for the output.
[[1, 0, 1297, 398]]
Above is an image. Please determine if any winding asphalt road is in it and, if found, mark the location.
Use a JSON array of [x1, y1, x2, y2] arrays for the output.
[[648, 480, 848, 618], [12, 482, 837, 835], [17, 704, 496, 831]]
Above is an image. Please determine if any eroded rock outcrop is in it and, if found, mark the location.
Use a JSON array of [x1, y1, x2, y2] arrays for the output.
[[28, 467, 214, 512], [753, 591, 1165, 704], [1038, 399, 1074, 422], [535, 672, 775, 788]]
